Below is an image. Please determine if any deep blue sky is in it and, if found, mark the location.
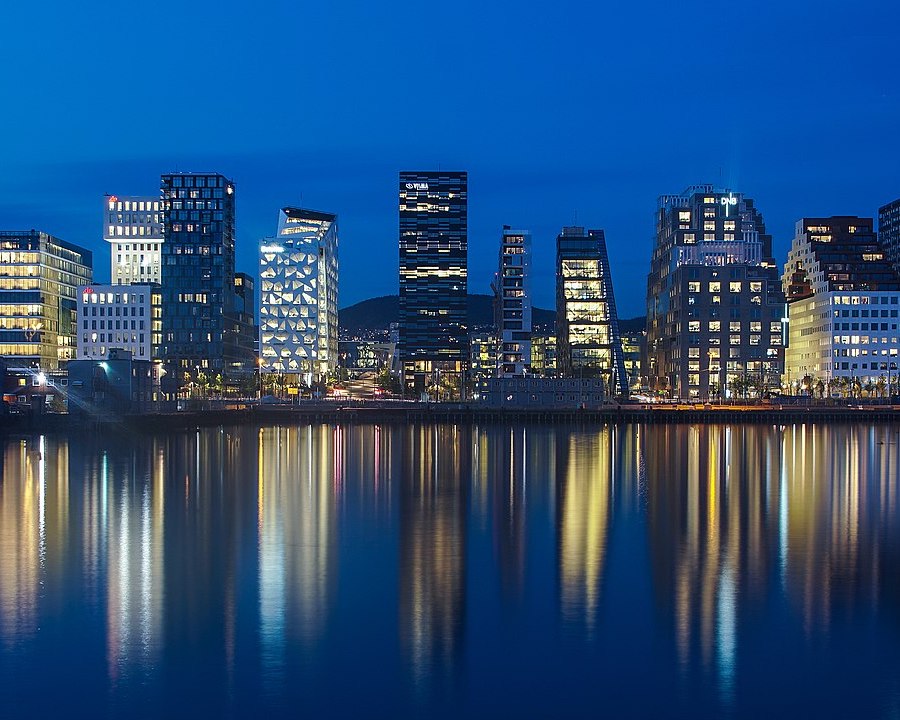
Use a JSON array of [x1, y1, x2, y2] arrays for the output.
[[1, 0, 898, 318]]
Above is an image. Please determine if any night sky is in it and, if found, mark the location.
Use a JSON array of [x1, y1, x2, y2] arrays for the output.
[[1, 0, 898, 318]]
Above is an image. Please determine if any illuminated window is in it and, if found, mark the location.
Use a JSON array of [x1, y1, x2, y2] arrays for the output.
[[729, 282, 741, 293]]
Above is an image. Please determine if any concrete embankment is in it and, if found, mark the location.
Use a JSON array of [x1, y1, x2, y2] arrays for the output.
[[4, 402, 900, 435]]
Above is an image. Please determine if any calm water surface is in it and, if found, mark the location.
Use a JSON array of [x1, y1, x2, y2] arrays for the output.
[[1, 423, 900, 718]]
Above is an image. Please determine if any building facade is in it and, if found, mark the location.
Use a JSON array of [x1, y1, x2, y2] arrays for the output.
[[783, 216, 900, 391], [530, 334, 557, 376], [76, 284, 161, 361], [646, 186, 785, 399], [555, 227, 628, 395], [259, 208, 338, 383], [159, 173, 255, 380], [398, 171, 468, 397], [879, 197, 900, 275], [0, 230, 92, 369], [492, 227, 532, 377], [469, 330, 498, 399], [105, 195, 163, 285]]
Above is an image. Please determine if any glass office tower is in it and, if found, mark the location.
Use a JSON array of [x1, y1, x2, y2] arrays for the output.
[[556, 227, 628, 396], [398, 171, 468, 399]]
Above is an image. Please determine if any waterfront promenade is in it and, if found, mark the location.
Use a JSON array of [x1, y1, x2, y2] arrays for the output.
[[4, 399, 900, 433]]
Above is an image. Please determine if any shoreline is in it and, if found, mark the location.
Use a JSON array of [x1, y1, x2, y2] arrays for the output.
[[4, 402, 900, 434]]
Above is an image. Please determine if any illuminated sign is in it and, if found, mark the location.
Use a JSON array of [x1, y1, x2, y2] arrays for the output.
[[405, 182, 429, 191], [260, 245, 284, 253], [720, 194, 737, 216]]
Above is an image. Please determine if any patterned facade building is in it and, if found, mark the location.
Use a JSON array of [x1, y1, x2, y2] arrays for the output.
[[555, 227, 628, 395], [879, 198, 900, 275], [0, 230, 92, 369], [645, 186, 784, 399], [259, 208, 338, 382], [398, 171, 468, 397]]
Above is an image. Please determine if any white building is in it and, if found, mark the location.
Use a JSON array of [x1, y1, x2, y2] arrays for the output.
[[492, 227, 532, 377], [105, 195, 163, 285], [259, 208, 338, 383], [77, 283, 161, 361], [783, 217, 900, 390]]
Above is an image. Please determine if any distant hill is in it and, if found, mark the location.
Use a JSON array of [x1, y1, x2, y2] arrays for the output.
[[340, 294, 555, 335]]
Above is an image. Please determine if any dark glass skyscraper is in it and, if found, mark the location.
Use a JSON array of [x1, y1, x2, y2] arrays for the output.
[[555, 227, 628, 395], [160, 173, 254, 380], [879, 198, 900, 275], [398, 171, 468, 398]]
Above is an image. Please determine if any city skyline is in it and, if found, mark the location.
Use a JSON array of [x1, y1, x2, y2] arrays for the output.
[[2, 2, 899, 318]]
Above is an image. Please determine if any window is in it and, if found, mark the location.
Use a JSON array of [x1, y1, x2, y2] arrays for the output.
[[730, 282, 741, 293]]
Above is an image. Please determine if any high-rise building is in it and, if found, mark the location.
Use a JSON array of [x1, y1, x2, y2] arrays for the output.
[[159, 173, 255, 381], [76, 283, 161, 361], [398, 171, 468, 397], [492, 227, 532, 377], [259, 208, 339, 383], [878, 197, 900, 275], [646, 186, 785, 399], [783, 216, 900, 390], [0, 230, 92, 369], [555, 227, 628, 395], [104, 195, 163, 285]]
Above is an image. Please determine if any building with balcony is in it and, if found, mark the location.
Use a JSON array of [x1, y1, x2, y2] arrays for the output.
[[492, 227, 532, 377]]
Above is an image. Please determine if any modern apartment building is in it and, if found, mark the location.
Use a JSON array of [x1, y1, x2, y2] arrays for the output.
[[104, 195, 163, 285], [646, 186, 784, 399], [492, 227, 532, 377], [398, 171, 468, 397], [76, 283, 161, 361], [783, 216, 900, 390], [555, 227, 628, 395], [259, 208, 338, 383], [0, 230, 92, 369]]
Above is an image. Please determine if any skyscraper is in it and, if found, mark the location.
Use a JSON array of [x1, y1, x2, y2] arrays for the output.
[[398, 171, 468, 398], [159, 173, 255, 382], [259, 208, 339, 384], [0, 230, 92, 369], [556, 227, 628, 395], [646, 186, 784, 399], [878, 197, 900, 275], [492, 227, 532, 377], [104, 195, 163, 285], [783, 216, 900, 390]]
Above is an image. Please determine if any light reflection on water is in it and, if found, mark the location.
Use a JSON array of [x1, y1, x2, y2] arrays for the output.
[[0, 423, 899, 718]]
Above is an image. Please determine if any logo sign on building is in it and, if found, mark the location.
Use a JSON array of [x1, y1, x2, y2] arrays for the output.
[[720, 194, 737, 216], [405, 183, 429, 191]]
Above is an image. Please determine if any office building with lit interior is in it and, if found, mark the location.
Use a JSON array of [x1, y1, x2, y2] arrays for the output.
[[556, 227, 628, 395], [0, 230, 92, 369], [783, 216, 900, 391], [492, 226, 532, 377], [159, 172, 256, 385], [259, 207, 338, 385], [105, 195, 163, 285], [879, 197, 900, 275], [76, 284, 161, 361], [398, 171, 468, 397], [645, 186, 784, 399]]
